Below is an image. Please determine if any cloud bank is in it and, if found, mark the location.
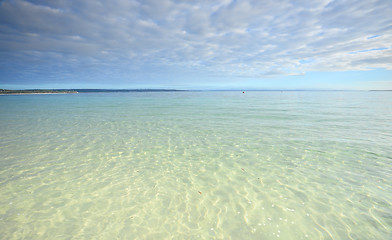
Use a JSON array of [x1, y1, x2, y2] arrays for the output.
[[0, 0, 391, 86]]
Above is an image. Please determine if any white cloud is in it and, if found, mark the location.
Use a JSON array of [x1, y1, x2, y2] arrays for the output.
[[0, 0, 391, 83]]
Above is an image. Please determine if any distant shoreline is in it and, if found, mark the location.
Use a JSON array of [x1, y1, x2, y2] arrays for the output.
[[0, 92, 78, 95], [0, 89, 186, 94], [0, 89, 78, 95], [1, 89, 391, 95]]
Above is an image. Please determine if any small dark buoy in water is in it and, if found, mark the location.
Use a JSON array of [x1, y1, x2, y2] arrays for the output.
[[242, 91, 245, 93]]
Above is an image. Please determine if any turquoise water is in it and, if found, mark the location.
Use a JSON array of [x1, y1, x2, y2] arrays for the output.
[[0, 91, 391, 239]]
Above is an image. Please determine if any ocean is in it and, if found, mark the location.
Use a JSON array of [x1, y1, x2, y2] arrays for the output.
[[0, 91, 391, 239]]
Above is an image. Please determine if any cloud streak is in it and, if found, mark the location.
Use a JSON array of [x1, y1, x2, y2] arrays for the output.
[[0, 0, 391, 86]]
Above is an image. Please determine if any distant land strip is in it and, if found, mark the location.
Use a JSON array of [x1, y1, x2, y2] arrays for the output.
[[2, 89, 390, 94], [0, 89, 78, 94], [0, 89, 188, 94], [71, 89, 186, 92]]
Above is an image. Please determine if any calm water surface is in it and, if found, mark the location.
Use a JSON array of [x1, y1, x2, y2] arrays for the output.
[[0, 91, 391, 239]]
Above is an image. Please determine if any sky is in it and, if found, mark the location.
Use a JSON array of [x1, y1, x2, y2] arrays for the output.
[[0, 0, 391, 90]]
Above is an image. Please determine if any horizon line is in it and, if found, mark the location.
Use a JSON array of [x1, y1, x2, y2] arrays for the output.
[[2, 88, 391, 92]]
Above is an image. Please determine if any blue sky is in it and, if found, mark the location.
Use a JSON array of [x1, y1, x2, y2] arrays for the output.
[[0, 0, 391, 90]]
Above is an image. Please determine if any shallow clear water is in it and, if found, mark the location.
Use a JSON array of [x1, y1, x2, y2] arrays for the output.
[[0, 91, 391, 239]]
